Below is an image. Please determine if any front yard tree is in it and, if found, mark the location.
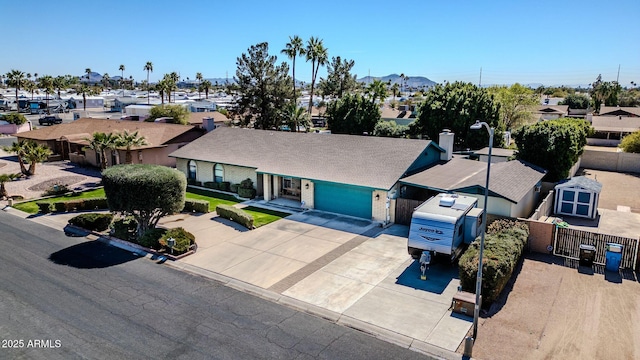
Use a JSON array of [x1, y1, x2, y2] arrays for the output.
[[235, 42, 291, 130], [326, 93, 380, 135], [85, 132, 119, 170], [409, 81, 502, 149], [488, 83, 538, 130], [0, 173, 21, 199], [103, 164, 186, 237], [3, 140, 51, 176], [116, 130, 148, 164], [620, 130, 640, 153], [513, 118, 593, 182]]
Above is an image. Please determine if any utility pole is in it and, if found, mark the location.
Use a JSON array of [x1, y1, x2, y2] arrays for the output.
[[479, 67, 482, 87], [616, 64, 620, 83]]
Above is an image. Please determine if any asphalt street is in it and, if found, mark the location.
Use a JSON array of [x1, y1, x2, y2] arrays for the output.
[[0, 211, 432, 360]]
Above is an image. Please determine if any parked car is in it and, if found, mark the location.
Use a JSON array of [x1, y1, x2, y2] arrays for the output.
[[39, 115, 63, 125]]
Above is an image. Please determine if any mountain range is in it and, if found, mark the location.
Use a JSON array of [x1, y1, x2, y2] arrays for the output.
[[357, 74, 436, 88]]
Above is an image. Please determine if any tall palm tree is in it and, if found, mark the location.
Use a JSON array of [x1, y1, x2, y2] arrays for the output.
[[200, 80, 212, 99], [85, 68, 92, 84], [195, 72, 203, 100], [305, 37, 328, 114], [6, 70, 27, 109], [3, 140, 31, 175], [144, 61, 153, 104], [53, 76, 66, 99], [24, 80, 37, 100], [38, 75, 55, 109], [281, 35, 305, 100], [284, 103, 309, 133], [367, 79, 388, 104], [155, 80, 167, 104], [85, 132, 119, 170], [24, 145, 52, 175], [116, 130, 148, 164], [119, 64, 125, 95], [77, 84, 94, 111], [0, 173, 21, 200], [101, 73, 110, 89]]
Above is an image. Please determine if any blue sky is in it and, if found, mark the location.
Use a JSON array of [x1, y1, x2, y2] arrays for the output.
[[1, 0, 638, 86]]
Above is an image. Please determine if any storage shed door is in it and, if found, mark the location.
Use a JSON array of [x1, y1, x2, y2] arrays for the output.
[[314, 182, 372, 219]]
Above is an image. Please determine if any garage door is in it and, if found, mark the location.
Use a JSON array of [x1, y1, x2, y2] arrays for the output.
[[314, 182, 372, 219]]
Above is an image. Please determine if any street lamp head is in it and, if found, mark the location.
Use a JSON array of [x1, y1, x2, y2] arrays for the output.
[[470, 120, 482, 130]]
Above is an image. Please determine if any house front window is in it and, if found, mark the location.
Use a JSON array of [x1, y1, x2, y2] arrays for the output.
[[214, 163, 224, 183], [188, 160, 197, 180]]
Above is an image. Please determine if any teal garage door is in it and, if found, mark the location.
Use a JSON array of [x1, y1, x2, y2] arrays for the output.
[[314, 182, 372, 219]]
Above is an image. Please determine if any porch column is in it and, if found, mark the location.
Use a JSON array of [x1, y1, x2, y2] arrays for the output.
[[263, 175, 272, 201]]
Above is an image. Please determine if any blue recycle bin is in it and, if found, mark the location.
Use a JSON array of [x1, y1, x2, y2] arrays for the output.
[[605, 243, 623, 271]]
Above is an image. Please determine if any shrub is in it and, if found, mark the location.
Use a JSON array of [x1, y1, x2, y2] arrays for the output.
[[458, 221, 529, 305], [110, 216, 138, 241], [230, 183, 239, 193], [68, 213, 114, 232], [237, 187, 256, 199], [36, 201, 52, 213], [82, 197, 109, 210], [42, 183, 71, 197], [138, 228, 167, 249], [204, 181, 219, 190], [158, 227, 196, 254], [3, 113, 27, 125], [187, 179, 202, 186], [620, 130, 640, 153], [183, 199, 209, 213], [240, 178, 253, 189], [219, 181, 231, 192], [64, 199, 83, 212], [216, 204, 254, 229], [53, 201, 66, 213]]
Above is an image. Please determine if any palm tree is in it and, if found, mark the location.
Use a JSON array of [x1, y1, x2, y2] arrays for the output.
[[119, 64, 125, 95], [77, 84, 94, 111], [144, 61, 153, 104], [24, 145, 52, 175], [116, 130, 148, 164], [85, 68, 92, 83], [391, 83, 400, 102], [101, 73, 110, 89], [200, 80, 212, 99], [0, 173, 21, 199], [85, 132, 119, 170], [195, 72, 203, 100], [53, 76, 67, 99], [367, 79, 388, 104], [24, 80, 37, 100], [155, 80, 167, 104], [6, 70, 27, 109], [38, 75, 55, 109], [284, 103, 309, 133], [3, 140, 31, 175], [281, 35, 305, 100], [305, 37, 328, 114]]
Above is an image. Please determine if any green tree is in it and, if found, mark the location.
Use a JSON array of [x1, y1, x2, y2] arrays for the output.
[[0, 173, 21, 199], [85, 68, 92, 83], [200, 80, 212, 99], [116, 130, 148, 164], [590, 74, 622, 113], [23, 80, 37, 100], [37, 75, 55, 109], [3, 139, 31, 175], [155, 79, 168, 104], [282, 103, 310, 132], [409, 81, 502, 149], [618, 88, 640, 107], [85, 132, 119, 170], [620, 130, 640, 153], [235, 42, 291, 130], [326, 93, 380, 135], [513, 118, 593, 182], [145, 104, 190, 125], [23, 144, 52, 175], [559, 93, 591, 109], [305, 37, 328, 113], [77, 84, 95, 111], [281, 35, 305, 99], [374, 121, 408, 138], [195, 72, 203, 100], [318, 56, 357, 99], [390, 83, 400, 101], [2, 113, 27, 125], [488, 83, 538, 130], [366, 79, 388, 104], [102, 164, 186, 238], [144, 61, 153, 104], [119, 64, 126, 94], [53, 75, 67, 98]]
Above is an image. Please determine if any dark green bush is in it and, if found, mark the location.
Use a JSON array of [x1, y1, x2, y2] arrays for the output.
[[42, 183, 71, 197], [53, 202, 66, 213], [216, 204, 254, 229], [219, 181, 231, 192], [159, 227, 196, 254], [230, 183, 239, 193], [458, 221, 529, 305], [237, 187, 256, 199], [68, 213, 114, 232], [187, 179, 202, 186], [204, 181, 219, 190], [110, 216, 138, 241], [64, 200, 83, 212], [138, 228, 167, 249], [36, 201, 51, 213], [82, 197, 109, 210], [183, 199, 209, 213]]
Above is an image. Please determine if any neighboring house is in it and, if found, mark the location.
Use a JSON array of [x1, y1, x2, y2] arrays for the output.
[[472, 147, 516, 163], [399, 157, 546, 218], [599, 106, 640, 117], [380, 105, 417, 126], [16, 118, 205, 168], [188, 100, 217, 112], [588, 115, 640, 146], [535, 105, 569, 120], [554, 176, 601, 219], [187, 111, 228, 131], [63, 96, 105, 109], [170, 127, 445, 222]]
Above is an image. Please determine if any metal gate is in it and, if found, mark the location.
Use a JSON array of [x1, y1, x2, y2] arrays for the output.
[[553, 227, 639, 270], [394, 198, 424, 225]]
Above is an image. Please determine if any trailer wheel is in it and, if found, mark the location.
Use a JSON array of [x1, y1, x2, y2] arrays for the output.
[[408, 247, 422, 259]]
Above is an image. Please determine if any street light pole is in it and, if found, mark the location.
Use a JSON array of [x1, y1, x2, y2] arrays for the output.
[[469, 120, 494, 347]]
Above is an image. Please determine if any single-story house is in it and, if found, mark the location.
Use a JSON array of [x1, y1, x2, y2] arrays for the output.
[[599, 106, 640, 118], [535, 105, 569, 120], [554, 176, 601, 219], [399, 157, 547, 218], [16, 118, 205, 168], [472, 147, 516, 163], [187, 111, 228, 131], [169, 127, 446, 222], [588, 115, 640, 145], [380, 105, 417, 126]]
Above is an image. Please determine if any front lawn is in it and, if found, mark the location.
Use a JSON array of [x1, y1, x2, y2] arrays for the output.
[[185, 187, 239, 211], [13, 188, 107, 214], [242, 206, 289, 227]]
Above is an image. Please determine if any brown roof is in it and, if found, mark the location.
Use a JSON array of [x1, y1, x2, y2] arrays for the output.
[[591, 116, 640, 133], [400, 157, 546, 203], [599, 106, 640, 117], [170, 127, 443, 190], [187, 111, 229, 126], [18, 118, 199, 150], [535, 105, 569, 114]]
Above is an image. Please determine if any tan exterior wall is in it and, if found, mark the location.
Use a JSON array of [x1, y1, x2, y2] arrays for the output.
[[459, 192, 513, 217], [372, 189, 390, 222], [510, 187, 539, 219], [522, 219, 555, 254], [581, 149, 640, 174], [301, 179, 314, 209], [176, 158, 188, 175], [175, 159, 257, 187]]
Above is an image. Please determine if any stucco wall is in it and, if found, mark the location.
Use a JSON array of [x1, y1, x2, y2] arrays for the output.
[[459, 192, 512, 217], [301, 179, 314, 208], [372, 189, 390, 222], [176, 159, 257, 187], [522, 219, 555, 254], [581, 149, 640, 174], [510, 186, 540, 219], [0, 122, 32, 134]]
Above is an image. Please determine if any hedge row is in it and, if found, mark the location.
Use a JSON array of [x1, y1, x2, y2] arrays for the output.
[[202, 179, 256, 199], [183, 199, 209, 213], [216, 204, 254, 229], [458, 220, 529, 305], [203, 181, 231, 192], [68, 213, 114, 232], [37, 197, 109, 213], [158, 227, 196, 253]]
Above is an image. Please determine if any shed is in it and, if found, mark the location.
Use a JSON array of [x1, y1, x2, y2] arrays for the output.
[[554, 176, 602, 219]]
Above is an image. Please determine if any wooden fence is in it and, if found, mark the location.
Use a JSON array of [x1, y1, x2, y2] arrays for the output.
[[554, 227, 639, 270], [394, 198, 424, 225]]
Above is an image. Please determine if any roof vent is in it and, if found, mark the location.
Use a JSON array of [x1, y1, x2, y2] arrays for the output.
[[439, 195, 456, 207]]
